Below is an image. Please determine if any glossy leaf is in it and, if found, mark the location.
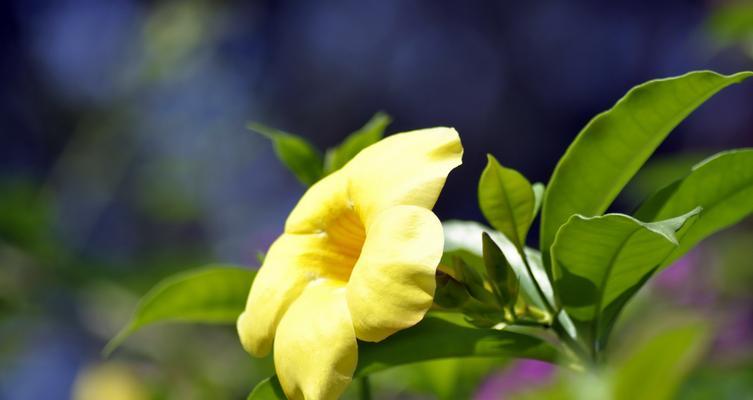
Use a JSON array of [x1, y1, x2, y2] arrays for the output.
[[479, 154, 536, 249], [104, 266, 254, 355], [551, 209, 700, 353], [540, 70, 752, 262], [249, 122, 323, 186], [482, 232, 519, 311], [356, 314, 559, 375], [635, 149, 753, 267], [622, 153, 706, 204], [324, 112, 392, 174], [612, 318, 712, 400], [443, 220, 555, 311]]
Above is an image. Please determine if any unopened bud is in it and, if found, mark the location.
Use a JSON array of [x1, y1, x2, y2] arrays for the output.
[[434, 271, 470, 308]]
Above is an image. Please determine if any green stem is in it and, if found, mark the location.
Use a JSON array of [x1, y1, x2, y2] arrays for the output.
[[516, 246, 592, 366], [517, 246, 556, 315], [358, 376, 372, 400]]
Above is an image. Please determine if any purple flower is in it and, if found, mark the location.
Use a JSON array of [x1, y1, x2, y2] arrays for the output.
[[474, 359, 556, 400]]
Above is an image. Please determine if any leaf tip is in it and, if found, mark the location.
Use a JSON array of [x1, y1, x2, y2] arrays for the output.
[[101, 324, 135, 358], [245, 122, 274, 139], [484, 153, 499, 165]]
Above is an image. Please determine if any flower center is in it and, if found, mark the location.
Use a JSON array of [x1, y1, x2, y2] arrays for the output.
[[323, 207, 366, 281]]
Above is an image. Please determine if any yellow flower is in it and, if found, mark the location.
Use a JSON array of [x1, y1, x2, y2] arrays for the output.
[[237, 128, 463, 400]]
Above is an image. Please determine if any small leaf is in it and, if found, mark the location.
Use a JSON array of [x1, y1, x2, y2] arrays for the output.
[[104, 266, 254, 355], [248, 122, 323, 186], [247, 376, 285, 400], [479, 154, 536, 249], [434, 272, 470, 309], [635, 149, 753, 267], [541, 71, 752, 264], [443, 220, 556, 311], [324, 112, 392, 174], [551, 209, 700, 354], [481, 232, 519, 311], [444, 255, 496, 305]]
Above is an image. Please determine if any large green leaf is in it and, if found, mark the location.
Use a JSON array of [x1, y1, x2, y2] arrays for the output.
[[635, 149, 753, 267], [551, 209, 700, 354], [248, 314, 560, 399], [356, 314, 558, 375], [249, 122, 323, 186], [479, 154, 536, 249], [443, 220, 555, 311], [540, 70, 752, 264], [324, 112, 392, 174], [611, 318, 712, 400], [104, 266, 254, 355]]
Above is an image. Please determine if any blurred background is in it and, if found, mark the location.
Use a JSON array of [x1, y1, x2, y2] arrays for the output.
[[1, 0, 752, 399]]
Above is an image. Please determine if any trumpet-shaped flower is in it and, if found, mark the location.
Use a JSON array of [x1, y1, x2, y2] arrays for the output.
[[237, 128, 463, 400]]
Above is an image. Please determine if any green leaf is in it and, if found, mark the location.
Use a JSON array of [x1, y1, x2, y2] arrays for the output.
[[443, 220, 555, 311], [611, 318, 712, 400], [622, 153, 707, 204], [540, 70, 752, 263], [248, 122, 323, 186], [551, 209, 700, 354], [324, 112, 392, 174], [104, 266, 254, 355], [247, 314, 559, 399], [479, 154, 536, 249], [532, 182, 545, 219], [434, 272, 471, 309], [444, 254, 496, 305], [247, 376, 285, 400], [635, 149, 753, 267], [482, 232, 519, 311], [705, 1, 753, 48], [356, 314, 559, 376]]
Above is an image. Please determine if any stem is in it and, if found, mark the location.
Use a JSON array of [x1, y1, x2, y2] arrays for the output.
[[552, 318, 591, 365], [358, 376, 372, 400], [516, 246, 592, 365], [516, 246, 556, 315]]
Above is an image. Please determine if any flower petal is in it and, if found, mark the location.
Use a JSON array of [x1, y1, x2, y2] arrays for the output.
[[274, 281, 357, 400], [285, 169, 351, 235], [237, 232, 352, 356], [346, 127, 463, 226], [346, 205, 444, 342]]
